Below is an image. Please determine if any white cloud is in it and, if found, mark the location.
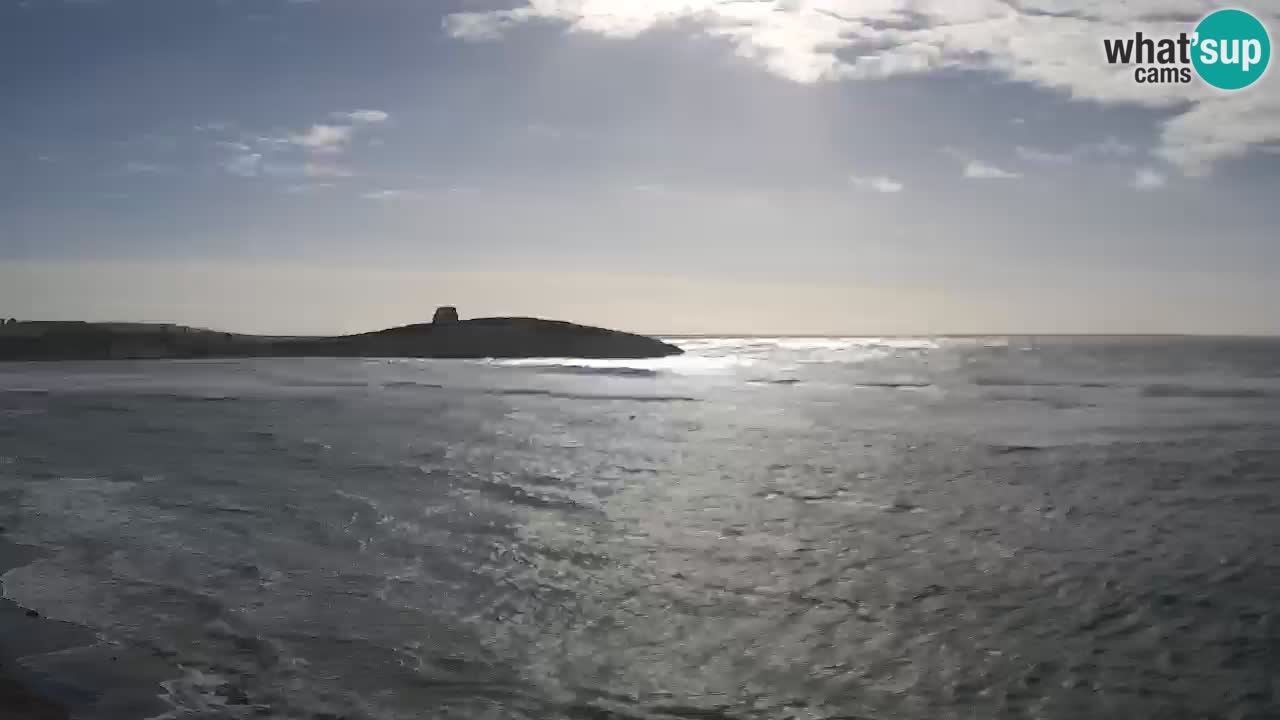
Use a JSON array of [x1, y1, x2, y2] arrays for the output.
[[288, 124, 353, 152], [332, 109, 390, 125], [1014, 136, 1138, 164], [445, 1, 1280, 175], [1133, 167, 1166, 190], [209, 118, 365, 180], [252, 136, 293, 149], [260, 161, 356, 179], [261, 113, 389, 158], [222, 153, 263, 177], [362, 189, 408, 201], [444, 10, 534, 41], [964, 161, 1021, 180], [849, 174, 905, 192], [1015, 146, 1074, 164]]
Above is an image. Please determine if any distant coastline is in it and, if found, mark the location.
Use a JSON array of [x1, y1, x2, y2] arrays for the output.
[[0, 310, 684, 362]]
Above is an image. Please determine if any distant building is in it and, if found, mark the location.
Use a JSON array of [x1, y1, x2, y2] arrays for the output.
[[432, 306, 459, 324]]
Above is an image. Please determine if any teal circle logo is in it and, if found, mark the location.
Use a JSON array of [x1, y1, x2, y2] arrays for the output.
[[1192, 9, 1271, 90]]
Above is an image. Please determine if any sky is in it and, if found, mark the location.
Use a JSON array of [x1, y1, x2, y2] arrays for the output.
[[1, 0, 1278, 335]]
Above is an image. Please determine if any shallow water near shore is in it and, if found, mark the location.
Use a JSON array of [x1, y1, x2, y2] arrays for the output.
[[1, 336, 1279, 719]]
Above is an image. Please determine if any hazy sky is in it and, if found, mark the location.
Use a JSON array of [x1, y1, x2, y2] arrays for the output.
[[1, 0, 1278, 335]]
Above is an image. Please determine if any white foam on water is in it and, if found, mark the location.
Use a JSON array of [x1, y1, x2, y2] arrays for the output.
[[491, 353, 754, 375], [147, 668, 240, 720], [488, 337, 949, 378]]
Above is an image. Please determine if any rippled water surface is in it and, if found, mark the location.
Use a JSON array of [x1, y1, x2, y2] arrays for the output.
[[2, 337, 1279, 719]]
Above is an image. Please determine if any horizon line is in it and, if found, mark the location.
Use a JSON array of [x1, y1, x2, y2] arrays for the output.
[[4, 320, 1278, 341]]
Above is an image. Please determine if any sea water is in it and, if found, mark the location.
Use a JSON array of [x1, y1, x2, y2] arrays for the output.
[[1, 337, 1278, 719]]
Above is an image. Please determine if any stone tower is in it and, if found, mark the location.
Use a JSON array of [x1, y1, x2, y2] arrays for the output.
[[432, 306, 459, 324]]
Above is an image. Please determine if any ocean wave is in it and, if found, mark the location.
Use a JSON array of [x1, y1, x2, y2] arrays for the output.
[[489, 389, 698, 403], [72, 401, 136, 414], [381, 380, 445, 390], [492, 355, 749, 375], [137, 393, 240, 403], [973, 377, 1115, 388], [275, 380, 372, 389], [530, 366, 660, 378], [1142, 384, 1273, 399], [477, 481, 595, 513], [990, 444, 1048, 455]]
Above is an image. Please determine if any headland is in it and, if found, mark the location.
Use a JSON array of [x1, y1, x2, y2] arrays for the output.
[[0, 308, 682, 361]]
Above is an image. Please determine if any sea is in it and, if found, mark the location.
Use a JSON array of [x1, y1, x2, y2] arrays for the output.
[[1, 336, 1278, 720]]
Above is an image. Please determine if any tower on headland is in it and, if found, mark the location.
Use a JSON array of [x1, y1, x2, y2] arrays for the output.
[[432, 306, 459, 324]]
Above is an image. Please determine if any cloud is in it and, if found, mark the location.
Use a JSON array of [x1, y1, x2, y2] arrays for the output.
[[1015, 146, 1074, 164], [1133, 167, 1166, 190], [252, 136, 294, 150], [222, 153, 263, 177], [849, 174, 905, 192], [1015, 137, 1137, 164], [964, 161, 1021, 180], [946, 147, 1022, 180], [361, 189, 408, 201], [332, 109, 390, 125], [444, 10, 533, 41], [259, 161, 356, 179], [444, 1, 1280, 175], [208, 118, 366, 181], [288, 124, 353, 153], [270, 113, 388, 156]]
